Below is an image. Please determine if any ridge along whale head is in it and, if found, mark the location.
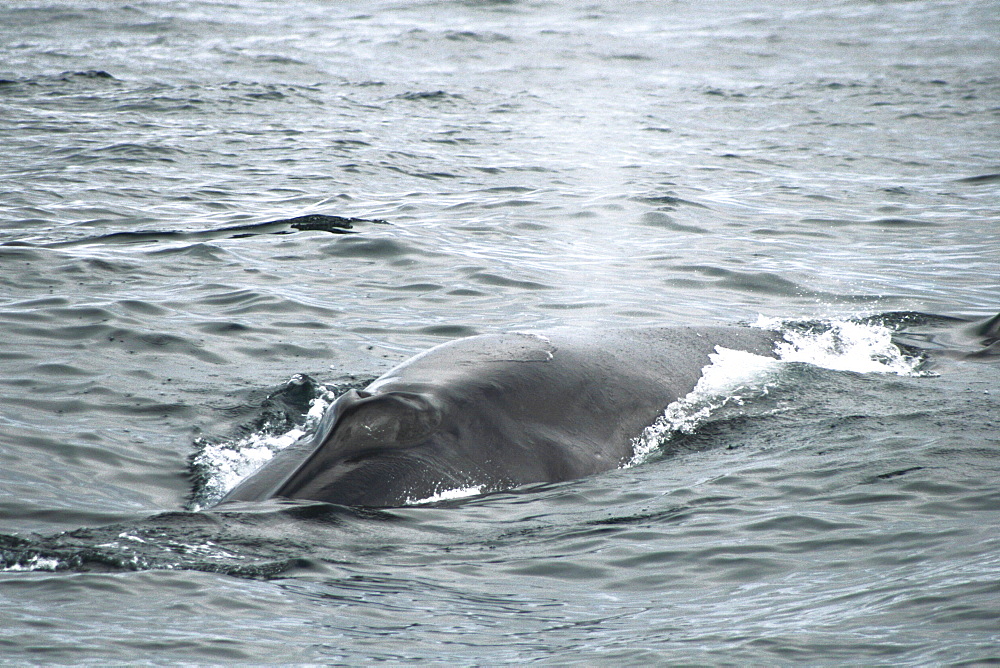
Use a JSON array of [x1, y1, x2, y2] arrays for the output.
[[268, 387, 480, 507], [321, 388, 444, 452]]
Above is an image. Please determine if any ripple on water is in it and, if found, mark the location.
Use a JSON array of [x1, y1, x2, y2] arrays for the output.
[[319, 236, 417, 259], [466, 271, 551, 291], [640, 211, 709, 233]]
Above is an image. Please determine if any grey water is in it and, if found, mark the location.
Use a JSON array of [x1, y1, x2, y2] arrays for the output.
[[1, 0, 999, 664]]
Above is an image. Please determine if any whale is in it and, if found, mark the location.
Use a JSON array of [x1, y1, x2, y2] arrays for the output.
[[218, 326, 783, 508]]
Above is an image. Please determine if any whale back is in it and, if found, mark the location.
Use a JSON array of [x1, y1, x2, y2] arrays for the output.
[[219, 326, 781, 507]]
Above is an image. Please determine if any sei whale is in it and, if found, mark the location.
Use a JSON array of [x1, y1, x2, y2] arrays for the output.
[[218, 326, 781, 507]]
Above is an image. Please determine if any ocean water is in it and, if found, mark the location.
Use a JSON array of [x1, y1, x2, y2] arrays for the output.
[[1, 0, 999, 664]]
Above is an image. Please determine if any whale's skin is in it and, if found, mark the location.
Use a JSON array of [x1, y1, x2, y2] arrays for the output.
[[217, 326, 782, 507]]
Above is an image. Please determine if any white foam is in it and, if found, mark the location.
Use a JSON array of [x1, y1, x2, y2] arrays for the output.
[[629, 346, 781, 466], [630, 317, 926, 463], [755, 316, 927, 376], [404, 485, 485, 505], [2, 555, 62, 572], [190, 380, 336, 507]]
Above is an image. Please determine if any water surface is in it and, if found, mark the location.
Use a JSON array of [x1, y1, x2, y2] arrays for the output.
[[1, 0, 998, 664]]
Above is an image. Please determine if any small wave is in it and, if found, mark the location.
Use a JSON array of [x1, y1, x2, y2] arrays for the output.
[[188, 377, 338, 509], [756, 316, 928, 376], [629, 346, 781, 466], [0, 516, 309, 577], [629, 317, 928, 462], [47, 213, 382, 249], [1, 554, 63, 573], [955, 173, 1000, 184]]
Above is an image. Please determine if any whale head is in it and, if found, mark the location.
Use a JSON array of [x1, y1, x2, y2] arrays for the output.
[[268, 388, 486, 506]]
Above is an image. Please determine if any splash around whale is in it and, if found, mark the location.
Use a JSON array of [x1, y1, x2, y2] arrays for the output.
[[217, 326, 783, 508]]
